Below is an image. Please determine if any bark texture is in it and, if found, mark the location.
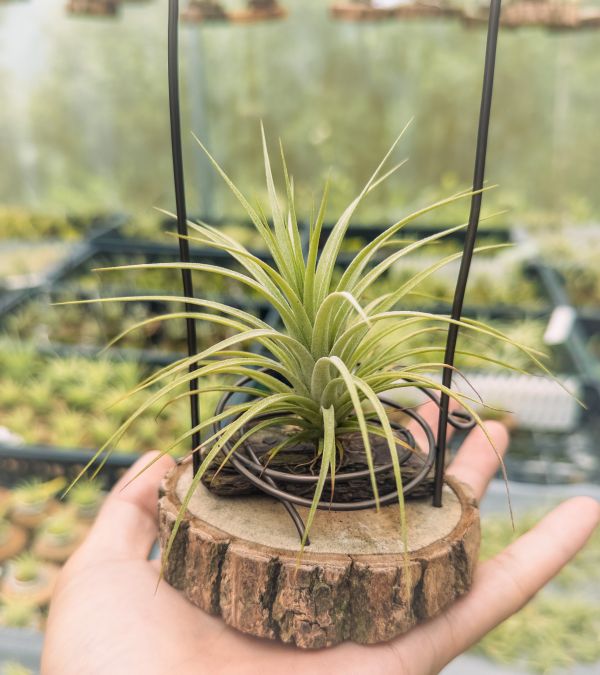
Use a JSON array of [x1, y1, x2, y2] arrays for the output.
[[201, 426, 435, 501], [159, 463, 480, 649]]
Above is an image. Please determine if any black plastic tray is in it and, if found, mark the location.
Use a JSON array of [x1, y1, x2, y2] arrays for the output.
[[0, 443, 138, 489]]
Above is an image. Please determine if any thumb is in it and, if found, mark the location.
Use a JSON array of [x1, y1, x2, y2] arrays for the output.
[[76, 452, 176, 563]]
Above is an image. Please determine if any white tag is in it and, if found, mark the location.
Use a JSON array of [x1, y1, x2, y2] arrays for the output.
[[544, 305, 576, 346]]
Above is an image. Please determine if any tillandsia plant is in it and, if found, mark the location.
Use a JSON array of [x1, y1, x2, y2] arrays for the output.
[[10, 478, 65, 529], [67, 479, 104, 519], [9, 553, 43, 586], [63, 127, 564, 560], [0, 597, 41, 630]]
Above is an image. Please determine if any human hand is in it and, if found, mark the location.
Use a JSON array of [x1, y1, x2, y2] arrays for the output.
[[42, 405, 600, 675]]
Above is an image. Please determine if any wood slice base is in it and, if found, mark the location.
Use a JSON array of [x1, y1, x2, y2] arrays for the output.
[[159, 462, 480, 649]]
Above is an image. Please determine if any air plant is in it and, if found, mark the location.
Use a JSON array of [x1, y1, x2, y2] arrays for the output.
[[67, 479, 104, 520], [0, 598, 41, 630], [10, 478, 65, 529], [0, 339, 36, 381], [37, 512, 79, 546], [1, 662, 34, 675], [63, 129, 560, 559], [33, 511, 85, 563], [25, 380, 55, 416], [0, 207, 78, 240], [9, 553, 43, 586], [0, 379, 22, 411], [1, 551, 58, 607], [48, 410, 86, 448]]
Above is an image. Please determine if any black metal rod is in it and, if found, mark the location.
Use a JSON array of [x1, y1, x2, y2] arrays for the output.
[[168, 0, 202, 475], [433, 0, 502, 507]]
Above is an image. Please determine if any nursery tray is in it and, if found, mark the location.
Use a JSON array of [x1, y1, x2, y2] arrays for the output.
[[0, 283, 276, 366], [0, 214, 126, 318], [0, 443, 138, 489]]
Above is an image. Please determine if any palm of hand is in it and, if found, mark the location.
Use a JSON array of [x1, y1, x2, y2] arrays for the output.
[[43, 410, 599, 675]]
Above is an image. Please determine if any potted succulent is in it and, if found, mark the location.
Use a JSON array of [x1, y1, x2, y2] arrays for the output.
[[461, 0, 600, 30], [8, 478, 65, 530], [0, 512, 27, 563], [66, 0, 119, 16], [182, 0, 228, 21], [0, 663, 34, 675], [0, 552, 59, 607], [66, 479, 105, 521], [0, 597, 42, 631], [32, 511, 87, 564], [330, 0, 458, 21], [183, 0, 286, 22], [70, 132, 562, 648], [245, 0, 286, 18]]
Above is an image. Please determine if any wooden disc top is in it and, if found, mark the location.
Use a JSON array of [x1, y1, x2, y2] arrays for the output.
[[176, 464, 463, 555]]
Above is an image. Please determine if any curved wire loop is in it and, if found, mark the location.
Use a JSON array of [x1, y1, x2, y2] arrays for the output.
[[206, 372, 474, 543]]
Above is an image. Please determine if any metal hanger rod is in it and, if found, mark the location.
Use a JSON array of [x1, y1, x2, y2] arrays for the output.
[[433, 0, 502, 507], [168, 0, 202, 474]]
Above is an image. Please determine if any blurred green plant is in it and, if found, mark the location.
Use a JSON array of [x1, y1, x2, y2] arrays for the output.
[[475, 511, 600, 672]]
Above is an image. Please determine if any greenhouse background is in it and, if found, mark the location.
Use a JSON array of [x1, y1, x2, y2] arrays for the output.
[[0, 0, 599, 673]]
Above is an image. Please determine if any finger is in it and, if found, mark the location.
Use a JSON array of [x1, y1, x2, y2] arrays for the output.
[[446, 420, 509, 502], [77, 451, 175, 562], [401, 496, 600, 673], [405, 398, 457, 454]]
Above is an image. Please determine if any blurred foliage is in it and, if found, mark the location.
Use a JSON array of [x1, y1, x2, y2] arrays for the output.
[[0, 340, 222, 453], [1, 0, 600, 226], [475, 510, 600, 672]]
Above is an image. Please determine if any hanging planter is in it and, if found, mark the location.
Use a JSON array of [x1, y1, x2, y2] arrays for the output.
[[66, 0, 119, 17], [148, 132, 499, 645], [85, 126, 543, 646], [182, 0, 286, 23], [462, 0, 600, 30], [330, 0, 458, 22], [66, 0, 544, 650]]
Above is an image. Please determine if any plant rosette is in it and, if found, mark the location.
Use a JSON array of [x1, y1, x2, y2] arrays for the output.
[[32, 511, 87, 564], [66, 480, 106, 522], [70, 131, 563, 648], [0, 597, 43, 631], [9, 478, 65, 530], [1, 662, 35, 675], [0, 518, 27, 563], [1, 553, 59, 607]]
